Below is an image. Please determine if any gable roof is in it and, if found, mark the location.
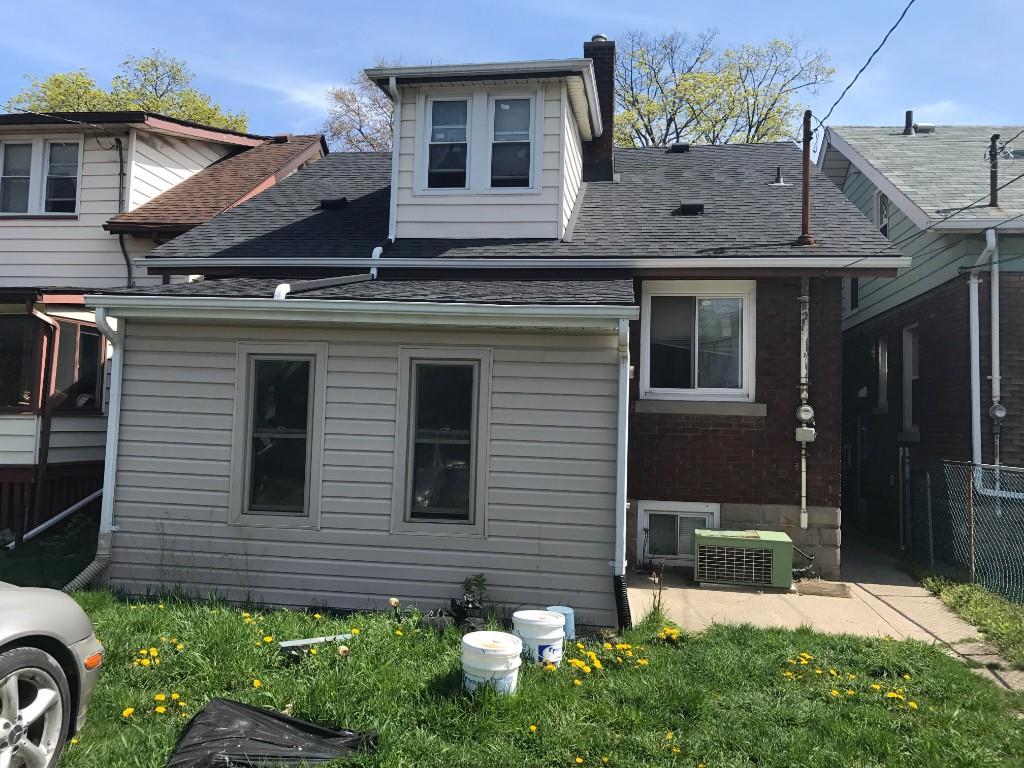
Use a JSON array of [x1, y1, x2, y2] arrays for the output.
[[0, 111, 268, 146], [138, 143, 906, 272], [826, 125, 1024, 231], [105, 134, 327, 235]]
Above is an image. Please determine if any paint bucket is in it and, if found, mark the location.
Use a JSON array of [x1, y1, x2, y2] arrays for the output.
[[461, 631, 523, 695], [512, 609, 566, 666], [546, 605, 576, 640]]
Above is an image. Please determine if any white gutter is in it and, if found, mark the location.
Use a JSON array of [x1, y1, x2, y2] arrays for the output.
[[94, 307, 124, 549], [137, 256, 912, 271], [612, 319, 629, 576], [386, 77, 401, 241], [84, 294, 638, 331]]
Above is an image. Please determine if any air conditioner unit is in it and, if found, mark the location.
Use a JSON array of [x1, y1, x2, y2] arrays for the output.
[[638, 501, 719, 566], [694, 529, 793, 590]]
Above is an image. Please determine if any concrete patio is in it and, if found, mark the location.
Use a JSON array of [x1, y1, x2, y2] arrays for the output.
[[628, 540, 1023, 690]]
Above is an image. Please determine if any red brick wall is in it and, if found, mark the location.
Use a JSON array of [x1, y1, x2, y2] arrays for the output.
[[979, 273, 1024, 466], [628, 277, 842, 507]]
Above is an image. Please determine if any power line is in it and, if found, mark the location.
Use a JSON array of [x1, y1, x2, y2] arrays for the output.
[[4, 105, 121, 150], [1000, 127, 1024, 154], [815, 0, 918, 129]]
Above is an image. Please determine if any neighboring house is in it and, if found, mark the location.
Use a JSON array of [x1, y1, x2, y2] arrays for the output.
[[84, 37, 905, 626], [0, 110, 325, 542], [819, 116, 1024, 544]]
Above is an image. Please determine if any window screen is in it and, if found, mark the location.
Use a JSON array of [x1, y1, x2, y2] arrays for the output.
[[491, 98, 530, 187], [45, 142, 78, 213], [428, 101, 468, 189], [0, 143, 31, 213]]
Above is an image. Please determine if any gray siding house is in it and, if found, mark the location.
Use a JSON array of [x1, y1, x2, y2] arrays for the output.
[[83, 39, 905, 626]]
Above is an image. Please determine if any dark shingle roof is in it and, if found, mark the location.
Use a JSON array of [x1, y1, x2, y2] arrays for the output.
[[145, 143, 894, 263], [92, 277, 635, 305], [105, 135, 326, 234]]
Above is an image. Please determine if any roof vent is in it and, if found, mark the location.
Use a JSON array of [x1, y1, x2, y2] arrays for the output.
[[770, 166, 789, 186], [272, 134, 293, 143], [903, 110, 914, 135], [913, 123, 936, 134], [591, 33, 608, 42], [674, 199, 704, 216], [319, 197, 348, 210], [669, 142, 690, 153]]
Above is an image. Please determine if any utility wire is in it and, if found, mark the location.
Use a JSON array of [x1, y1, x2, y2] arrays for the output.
[[4, 105, 121, 150], [999, 127, 1024, 154], [814, 0, 918, 129]]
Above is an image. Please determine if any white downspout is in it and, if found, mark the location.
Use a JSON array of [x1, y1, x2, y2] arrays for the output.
[[386, 76, 401, 242], [798, 277, 811, 530], [989, 229, 1002, 443], [370, 246, 383, 280], [64, 307, 123, 590], [613, 318, 629, 576], [969, 229, 997, 467]]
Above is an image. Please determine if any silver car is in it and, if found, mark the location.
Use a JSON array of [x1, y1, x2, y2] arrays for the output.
[[0, 583, 103, 768]]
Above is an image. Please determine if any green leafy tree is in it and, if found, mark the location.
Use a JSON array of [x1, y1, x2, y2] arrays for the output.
[[615, 30, 834, 146], [6, 50, 247, 132]]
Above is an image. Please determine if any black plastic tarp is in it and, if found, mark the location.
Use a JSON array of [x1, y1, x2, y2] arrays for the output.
[[166, 698, 377, 767]]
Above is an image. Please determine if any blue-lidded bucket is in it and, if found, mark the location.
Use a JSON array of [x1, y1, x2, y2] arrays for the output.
[[546, 605, 575, 639]]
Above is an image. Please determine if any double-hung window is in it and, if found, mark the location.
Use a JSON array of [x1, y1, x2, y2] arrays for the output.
[[231, 343, 326, 526], [490, 97, 532, 187], [54, 321, 104, 411], [427, 99, 469, 189], [0, 138, 81, 215], [393, 347, 491, 535], [641, 281, 755, 401]]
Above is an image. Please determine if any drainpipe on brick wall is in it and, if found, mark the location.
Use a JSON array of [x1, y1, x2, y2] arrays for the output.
[[611, 318, 632, 630], [796, 278, 813, 530]]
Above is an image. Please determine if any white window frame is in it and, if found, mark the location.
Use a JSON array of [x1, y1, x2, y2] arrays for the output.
[[229, 342, 327, 528], [902, 325, 919, 432], [875, 191, 890, 237], [423, 95, 472, 192], [640, 280, 756, 402], [391, 346, 492, 537], [486, 92, 537, 191], [414, 86, 544, 196], [0, 134, 83, 216], [636, 500, 720, 566], [876, 336, 888, 411]]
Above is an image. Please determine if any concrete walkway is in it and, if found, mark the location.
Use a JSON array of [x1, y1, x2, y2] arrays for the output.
[[628, 540, 1022, 691]]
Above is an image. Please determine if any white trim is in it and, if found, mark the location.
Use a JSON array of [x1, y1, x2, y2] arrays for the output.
[[84, 294, 638, 331], [136, 256, 913, 271], [640, 280, 756, 402], [636, 500, 720, 566], [229, 342, 327, 529], [0, 133, 83, 216], [391, 346, 492, 538], [386, 77, 400, 240], [613, 319, 629, 576]]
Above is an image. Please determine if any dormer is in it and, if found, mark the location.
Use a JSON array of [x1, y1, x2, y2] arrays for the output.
[[365, 36, 613, 240]]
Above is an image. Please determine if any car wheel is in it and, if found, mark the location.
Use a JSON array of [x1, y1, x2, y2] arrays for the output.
[[0, 647, 70, 768]]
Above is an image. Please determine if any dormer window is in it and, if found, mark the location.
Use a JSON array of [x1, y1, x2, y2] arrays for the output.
[[490, 97, 532, 187], [427, 99, 469, 189]]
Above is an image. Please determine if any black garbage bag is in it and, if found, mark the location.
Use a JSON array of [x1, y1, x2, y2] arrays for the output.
[[166, 698, 377, 767]]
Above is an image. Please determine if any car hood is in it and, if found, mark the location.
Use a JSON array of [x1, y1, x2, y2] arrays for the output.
[[0, 583, 95, 645]]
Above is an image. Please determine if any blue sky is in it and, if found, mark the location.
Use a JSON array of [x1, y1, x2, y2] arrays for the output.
[[1, 0, 1019, 136]]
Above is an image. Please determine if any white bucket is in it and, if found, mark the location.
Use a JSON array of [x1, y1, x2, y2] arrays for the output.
[[512, 609, 566, 666], [461, 631, 523, 695]]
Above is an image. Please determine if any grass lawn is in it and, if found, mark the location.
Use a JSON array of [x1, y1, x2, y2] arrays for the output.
[[63, 592, 1024, 768], [0, 507, 97, 589], [921, 575, 1024, 670]]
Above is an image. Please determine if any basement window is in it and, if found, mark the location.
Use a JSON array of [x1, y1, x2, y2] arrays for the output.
[[230, 343, 326, 527], [641, 280, 755, 401], [393, 347, 491, 536]]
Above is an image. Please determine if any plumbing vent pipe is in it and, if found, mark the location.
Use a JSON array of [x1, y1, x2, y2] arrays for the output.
[[796, 110, 816, 247], [990, 134, 1001, 207], [903, 110, 914, 135]]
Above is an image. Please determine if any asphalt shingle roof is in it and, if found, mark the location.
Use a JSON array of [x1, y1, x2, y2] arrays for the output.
[[93, 277, 635, 305], [146, 143, 894, 264], [106, 135, 325, 234], [831, 125, 1024, 221]]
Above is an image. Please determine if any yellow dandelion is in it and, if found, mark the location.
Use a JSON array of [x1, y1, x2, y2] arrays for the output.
[[636, 659, 649, 666], [908, 701, 919, 710], [576, 758, 584, 765], [871, 683, 882, 690], [799, 658, 809, 665], [176, 643, 185, 651], [671, 746, 681, 754], [615, 656, 622, 663], [787, 658, 797, 665], [625, 650, 633, 657], [181, 712, 189, 718], [155, 706, 167, 714], [593, 659, 603, 670], [313, 613, 323, 620], [243, 617, 254, 624], [829, 669, 837, 676], [263, 636, 273, 643], [179, 701, 187, 708], [310, 647, 318, 655], [154, 659, 160, 666], [665, 731, 674, 740], [159, 604, 165, 609], [171, 693, 180, 700], [252, 679, 262, 689], [149, 648, 159, 657], [582, 665, 591, 674], [577, 642, 585, 651], [815, 669, 823, 674], [783, 670, 795, 678], [70, 737, 79, 745], [242, 612, 251, 618], [138, 649, 148, 657], [544, 663, 556, 672], [395, 629, 404, 636], [847, 673, 856, 679], [601, 758, 609, 765], [573, 679, 583, 686], [830, 690, 841, 697], [140, 658, 151, 667], [351, 628, 360, 635], [121, 707, 135, 718], [529, 724, 538, 733], [903, 674, 911, 680], [603, 642, 612, 650], [154, 693, 166, 702], [846, 689, 856, 696]]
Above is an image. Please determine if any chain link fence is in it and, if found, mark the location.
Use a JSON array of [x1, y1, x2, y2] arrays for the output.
[[905, 456, 1024, 602]]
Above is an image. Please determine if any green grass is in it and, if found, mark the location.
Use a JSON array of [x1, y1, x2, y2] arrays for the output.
[[0, 507, 97, 589], [921, 575, 1024, 670], [62, 592, 1024, 768]]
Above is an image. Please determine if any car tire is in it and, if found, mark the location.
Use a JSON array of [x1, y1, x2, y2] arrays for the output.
[[0, 647, 71, 768]]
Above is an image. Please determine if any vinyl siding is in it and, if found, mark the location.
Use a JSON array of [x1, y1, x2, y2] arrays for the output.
[[128, 130, 229, 210], [0, 415, 37, 465], [561, 95, 583, 235], [108, 321, 620, 625], [48, 414, 106, 463], [394, 83, 564, 239]]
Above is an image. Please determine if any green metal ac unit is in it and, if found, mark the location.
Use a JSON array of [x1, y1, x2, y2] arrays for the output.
[[694, 529, 793, 590]]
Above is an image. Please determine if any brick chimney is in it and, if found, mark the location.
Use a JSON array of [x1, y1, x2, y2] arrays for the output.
[[582, 34, 615, 182]]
